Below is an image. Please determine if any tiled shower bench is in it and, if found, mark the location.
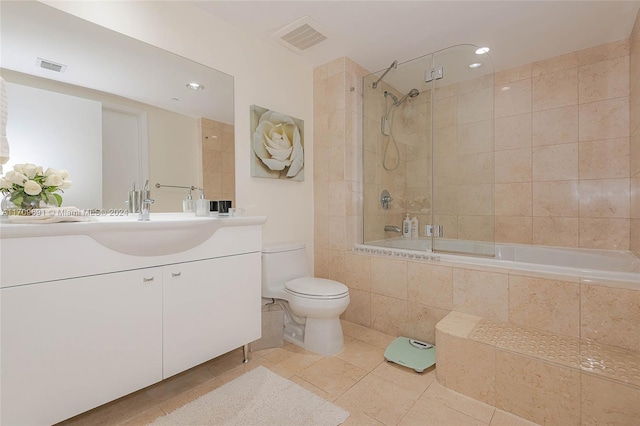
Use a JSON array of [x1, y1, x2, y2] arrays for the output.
[[435, 312, 640, 425]]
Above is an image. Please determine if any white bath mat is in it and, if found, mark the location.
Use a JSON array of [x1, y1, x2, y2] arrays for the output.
[[150, 366, 349, 425]]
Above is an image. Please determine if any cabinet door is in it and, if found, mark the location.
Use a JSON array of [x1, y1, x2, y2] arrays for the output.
[[163, 252, 261, 378], [1, 268, 163, 426]]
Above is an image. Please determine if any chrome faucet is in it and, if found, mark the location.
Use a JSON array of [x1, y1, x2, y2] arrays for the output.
[[384, 225, 401, 233]]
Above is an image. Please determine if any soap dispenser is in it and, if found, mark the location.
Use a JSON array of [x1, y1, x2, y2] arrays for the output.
[[183, 189, 195, 212], [411, 217, 419, 238], [195, 188, 209, 217], [402, 214, 411, 238]]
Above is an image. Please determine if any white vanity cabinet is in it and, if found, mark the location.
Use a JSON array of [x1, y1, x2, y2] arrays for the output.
[[1, 268, 164, 426], [0, 216, 266, 426], [163, 252, 261, 378]]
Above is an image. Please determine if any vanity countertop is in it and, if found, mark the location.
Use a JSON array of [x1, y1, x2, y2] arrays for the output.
[[0, 212, 267, 257], [0, 212, 266, 238]]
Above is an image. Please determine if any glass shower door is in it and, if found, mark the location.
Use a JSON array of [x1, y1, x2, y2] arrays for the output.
[[362, 53, 433, 249], [431, 44, 495, 256]]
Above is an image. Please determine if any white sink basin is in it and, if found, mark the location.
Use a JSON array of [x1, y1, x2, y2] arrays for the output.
[[0, 212, 267, 256], [89, 213, 219, 256]]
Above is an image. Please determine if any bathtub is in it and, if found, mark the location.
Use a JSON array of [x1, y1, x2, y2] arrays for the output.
[[355, 238, 640, 286]]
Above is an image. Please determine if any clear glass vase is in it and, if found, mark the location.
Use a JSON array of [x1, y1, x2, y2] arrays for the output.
[[1, 194, 41, 215]]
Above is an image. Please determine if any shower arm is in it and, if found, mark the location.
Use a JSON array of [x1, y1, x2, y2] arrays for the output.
[[372, 60, 398, 89]]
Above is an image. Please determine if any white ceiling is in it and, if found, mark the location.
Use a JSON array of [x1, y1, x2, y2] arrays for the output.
[[195, 1, 640, 76]]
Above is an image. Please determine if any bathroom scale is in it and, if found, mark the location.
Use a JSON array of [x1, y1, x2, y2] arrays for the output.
[[384, 337, 436, 373]]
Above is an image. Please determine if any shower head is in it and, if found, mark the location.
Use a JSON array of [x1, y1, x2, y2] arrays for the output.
[[385, 88, 419, 106], [397, 88, 420, 105]]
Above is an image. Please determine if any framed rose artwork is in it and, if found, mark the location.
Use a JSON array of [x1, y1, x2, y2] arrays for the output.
[[250, 105, 304, 181]]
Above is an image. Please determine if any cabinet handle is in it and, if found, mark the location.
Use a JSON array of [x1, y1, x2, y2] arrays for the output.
[[171, 272, 181, 277], [143, 277, 155, 282]]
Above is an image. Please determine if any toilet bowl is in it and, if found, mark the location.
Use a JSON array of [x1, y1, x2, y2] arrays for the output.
[[262, 243, 350, 356]]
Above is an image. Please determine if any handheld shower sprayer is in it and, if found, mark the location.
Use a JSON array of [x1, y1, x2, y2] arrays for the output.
[[384, 88, 420, 106], [381, 87, 421, 171]]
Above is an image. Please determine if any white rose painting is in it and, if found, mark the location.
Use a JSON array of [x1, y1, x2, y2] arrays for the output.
[[250, 105, 304, 181]]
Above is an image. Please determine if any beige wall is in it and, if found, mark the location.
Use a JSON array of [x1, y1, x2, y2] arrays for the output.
[[46, 1, 315, 260], [313, 58, 367, 279], [495, 39, 630, 250], [631, 10, 640, 257]]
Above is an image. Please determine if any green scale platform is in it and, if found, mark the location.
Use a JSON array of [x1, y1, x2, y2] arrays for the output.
[[384, 337, 436, 373]]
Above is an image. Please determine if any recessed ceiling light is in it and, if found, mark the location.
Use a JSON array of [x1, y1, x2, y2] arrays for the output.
[[186, 82, 204, 91], [469, 62, 482, 69], [500, 86, 511, 92], [475, 47, 490, 55]]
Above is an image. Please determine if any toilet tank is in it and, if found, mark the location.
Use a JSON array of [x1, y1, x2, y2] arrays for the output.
[[261, 242, 309, 298]]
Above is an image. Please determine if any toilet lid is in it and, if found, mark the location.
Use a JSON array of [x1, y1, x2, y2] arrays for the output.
[[285, 277, 349, 299]]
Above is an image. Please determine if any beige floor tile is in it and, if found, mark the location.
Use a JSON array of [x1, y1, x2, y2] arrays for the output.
[[298, 357, 368, 398], [342, 411, 386, 425], [399, 395, 488, 426], [267, 361, 300, 379], [336, 373, 421, 425], [337, 338, 386, 371], [342, 318, 372, 339], [251, 347, 297, 366], [356, 327, 397, 349], [371, 361, 436, 396], [490, 409, 540, 426], [269, 350, 324, 377], [422, 380, 496, 423], [289, 375, 337, 401]]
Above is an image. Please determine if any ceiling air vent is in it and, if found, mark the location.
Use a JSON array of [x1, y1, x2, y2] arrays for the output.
[[36, 57, 67, 73], [272, 16, 328, 54]]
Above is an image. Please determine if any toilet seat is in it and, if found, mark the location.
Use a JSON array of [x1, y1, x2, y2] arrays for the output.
[[285, 277, 349, 300]]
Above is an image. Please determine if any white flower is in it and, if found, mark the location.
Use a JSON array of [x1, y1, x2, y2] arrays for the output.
[[23, 180, 42, 196], [12, 163, 26, 174], [44, 167, 59, 177], [21, 163, 39, 179], [253, 110, 303, 178], [44, 173, 63, 187], [5, 170, 27, 185], [59, 179, 72, 189], [0, 178, 11, 190], [58, 169, 70, 179]]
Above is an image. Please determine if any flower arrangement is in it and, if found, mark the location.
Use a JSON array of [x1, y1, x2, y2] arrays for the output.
[[0, 163, 71, 210]]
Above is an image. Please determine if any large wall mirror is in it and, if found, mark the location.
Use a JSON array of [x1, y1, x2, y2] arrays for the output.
[[0, 1, 235, 212]]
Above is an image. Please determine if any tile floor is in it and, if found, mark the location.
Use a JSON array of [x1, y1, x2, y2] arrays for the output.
[[58, 320, 538, 426]]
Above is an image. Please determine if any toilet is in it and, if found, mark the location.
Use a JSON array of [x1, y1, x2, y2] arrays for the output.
[[261, 242, 350, 356]]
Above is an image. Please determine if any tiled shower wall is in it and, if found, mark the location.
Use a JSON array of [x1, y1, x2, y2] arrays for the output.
[[313, 58, 366, 278], [493, 39, 630, 249], [631, 12, 640, 257], [314, 36, 637, 332], [199, 118, 235, 206]]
